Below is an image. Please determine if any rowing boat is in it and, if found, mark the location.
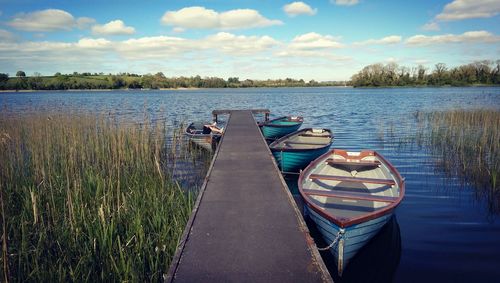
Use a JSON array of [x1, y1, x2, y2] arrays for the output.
[[259, 116, 303, 140], [269, 128, 333, 172], [185, 122, 223, 151], [298, 149, 405, 276]]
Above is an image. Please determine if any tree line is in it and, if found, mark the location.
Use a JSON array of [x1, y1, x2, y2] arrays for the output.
[[350, 60, 500, 87], [0, 72, 344, 90]]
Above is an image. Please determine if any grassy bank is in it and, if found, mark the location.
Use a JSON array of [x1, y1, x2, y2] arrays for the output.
[[414, 109, 500, 210], [0, 112, 203, 281]]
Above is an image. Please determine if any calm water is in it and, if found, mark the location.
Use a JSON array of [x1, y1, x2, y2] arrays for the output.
[[1, 87, 500, 282]]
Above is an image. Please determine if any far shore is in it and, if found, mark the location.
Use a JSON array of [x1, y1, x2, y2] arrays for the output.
[[3, 84, 500, 93], [0, 87, 204, 93]]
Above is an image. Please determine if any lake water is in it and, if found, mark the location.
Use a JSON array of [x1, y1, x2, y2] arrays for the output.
[[1, 87, 500, 282]]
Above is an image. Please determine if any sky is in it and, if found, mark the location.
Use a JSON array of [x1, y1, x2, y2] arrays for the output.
[[0, 0, 499, 81]]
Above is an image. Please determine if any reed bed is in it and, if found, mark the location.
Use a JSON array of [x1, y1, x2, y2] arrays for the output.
[[0, 112, 205, 281], [414, 109, 500, 211]]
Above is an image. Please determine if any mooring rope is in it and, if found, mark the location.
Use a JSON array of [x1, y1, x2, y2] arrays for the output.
[[317, 230, 344, 251]]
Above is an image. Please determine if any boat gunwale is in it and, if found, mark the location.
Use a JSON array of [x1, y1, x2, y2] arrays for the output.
[[269, 128, 333, 152], [298, 148, 405, 228], [260, 116, 304, 128]]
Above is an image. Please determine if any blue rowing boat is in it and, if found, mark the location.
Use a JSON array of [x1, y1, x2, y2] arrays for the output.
[[299, 149, 405, 276], [269, 128, 333, 172], [259, 116, 303, 140]]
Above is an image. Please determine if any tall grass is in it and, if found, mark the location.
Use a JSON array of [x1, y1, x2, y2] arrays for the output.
[[0, 112, 204, 281], [414, 109, 500, 212]]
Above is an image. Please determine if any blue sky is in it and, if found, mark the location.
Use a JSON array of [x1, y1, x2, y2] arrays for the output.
[[0, 0, 499, 80]]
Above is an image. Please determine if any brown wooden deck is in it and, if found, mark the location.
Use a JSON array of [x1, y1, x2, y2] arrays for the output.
[[166, 110, 331, 282]]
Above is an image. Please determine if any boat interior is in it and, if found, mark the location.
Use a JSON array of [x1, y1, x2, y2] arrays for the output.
[[268, 116, 303, 125], [273, 129, 332, 150], [302, 152, 400, 220]]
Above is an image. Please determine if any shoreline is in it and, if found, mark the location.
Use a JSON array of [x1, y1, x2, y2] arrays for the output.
[[2, 84, 500, 93], [0, 87, 203, 93]]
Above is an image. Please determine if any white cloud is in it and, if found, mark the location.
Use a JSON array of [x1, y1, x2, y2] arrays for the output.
[[92, 20, 135, 35], [332, 0, 359, 6], [76, 17, 96, 29], [172, 27, 185, 33], [436, 0, 500, 21], [116, 36, 191, 59], [353, 35, 402, 46], [162, 7, 218, 29], [7, 9, 95, 32], [406, 31, 500, 46], [288, 32, 344, 50], [385, 57, 399, 63], [0, 31, 280, 66], [204, 32, 279, 55], [421, 22, 440, 31], [76, 38, 113, 49], [277, 32, 347, 60], [161, 6, 282, 30], [283, 2, 317, 17]]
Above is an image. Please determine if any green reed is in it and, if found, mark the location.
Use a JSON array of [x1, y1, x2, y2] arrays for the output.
[[0, 112, 205, 281], [414, 109, 500, 207]]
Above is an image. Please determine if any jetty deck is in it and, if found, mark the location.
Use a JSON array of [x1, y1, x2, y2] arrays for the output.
[[167, 110, 331, 282]]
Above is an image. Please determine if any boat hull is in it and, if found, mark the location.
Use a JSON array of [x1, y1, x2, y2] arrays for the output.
[[261, 123, 302, 139], [298, 149, 405, 276], [259, 116, 303, 139], [306, 206, 393, 276], [271, 146, 330, 172]]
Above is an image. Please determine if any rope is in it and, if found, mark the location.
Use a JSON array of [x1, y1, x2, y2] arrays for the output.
[[317, 230, 343, 251]]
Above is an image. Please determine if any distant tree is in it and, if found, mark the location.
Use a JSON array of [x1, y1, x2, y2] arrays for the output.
[[109, 75, 125, 89], [0, 73, 9, 89], [16, 70, 26, 77], [416, 65, 427, 84], [227, 77, 240, 84], [0, 73, 8, 83], [155, 72, 166, 78], [432, 63, 448, 85], [54, 72, 62, 76]]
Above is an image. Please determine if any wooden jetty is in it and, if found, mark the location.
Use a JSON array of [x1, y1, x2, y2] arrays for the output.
[[166, 110, 331, 282]]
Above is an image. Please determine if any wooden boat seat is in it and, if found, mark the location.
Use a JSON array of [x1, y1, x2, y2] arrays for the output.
[[326, 159, 380, 167], [308, 174, 396, 185], [299, 134, 331, 138], [302, 189, 398, 203], [284, 141, 329, 146]]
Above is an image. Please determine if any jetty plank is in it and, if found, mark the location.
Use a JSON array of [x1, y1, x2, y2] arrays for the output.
[[168, 110, 330, 282]]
